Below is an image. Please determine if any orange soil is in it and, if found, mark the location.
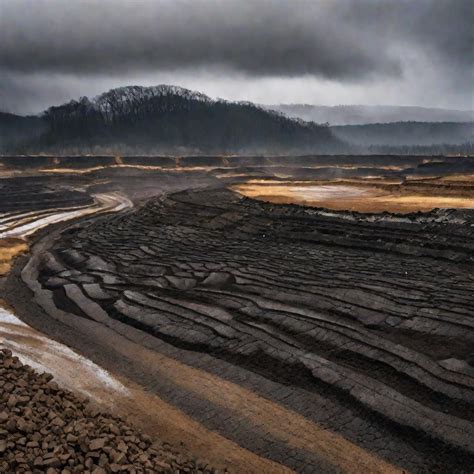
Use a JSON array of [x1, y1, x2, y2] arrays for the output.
[[233, 179, 474, 213], [0, 238, 28, 276]]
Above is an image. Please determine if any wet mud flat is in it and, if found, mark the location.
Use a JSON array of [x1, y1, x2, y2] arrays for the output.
[[18, 186, 474, 473]]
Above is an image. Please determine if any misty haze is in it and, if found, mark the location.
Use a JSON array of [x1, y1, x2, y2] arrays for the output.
[[0, 1, 473, 473]]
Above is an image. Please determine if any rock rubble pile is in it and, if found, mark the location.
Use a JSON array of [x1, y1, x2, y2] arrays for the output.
[[0, 348, 217, 473]]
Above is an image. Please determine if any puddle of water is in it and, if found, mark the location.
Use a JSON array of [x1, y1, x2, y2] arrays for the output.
[[276, 184, 370, 200]]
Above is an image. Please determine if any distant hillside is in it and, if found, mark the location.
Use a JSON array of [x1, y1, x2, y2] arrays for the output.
[[2, 88, 473, 155], [270, 104, 473, 126], [28, 85, 341, 155], [331, 121, 474, 147]]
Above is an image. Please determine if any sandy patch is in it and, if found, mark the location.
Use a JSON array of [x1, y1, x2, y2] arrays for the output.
[[233, 180, 474, 213], [0, 238, 28, 276]]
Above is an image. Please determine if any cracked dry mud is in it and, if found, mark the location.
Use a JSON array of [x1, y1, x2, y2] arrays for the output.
[[29, 186, 474, 473], [1, 154, 474, 473]]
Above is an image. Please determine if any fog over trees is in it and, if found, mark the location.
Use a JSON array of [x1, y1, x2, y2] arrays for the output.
[[270, 105, 473, 126], [0, 85, 472, 156]]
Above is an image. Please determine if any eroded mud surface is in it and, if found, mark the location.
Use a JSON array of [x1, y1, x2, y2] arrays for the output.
[[29, 187, 474, 472], [1, 154, 474, 472]]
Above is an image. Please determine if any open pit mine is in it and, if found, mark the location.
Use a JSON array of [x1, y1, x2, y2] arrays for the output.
[[1, 154, 474, 473]]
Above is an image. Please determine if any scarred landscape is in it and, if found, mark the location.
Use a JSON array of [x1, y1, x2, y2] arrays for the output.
[[2, 1, 474, 472], [0, 154, 473, 472]]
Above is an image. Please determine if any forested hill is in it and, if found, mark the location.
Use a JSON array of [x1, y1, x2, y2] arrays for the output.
[[36, 85, 341, 154], [0, 112, 45, 150], [2, 86, 473, 155]]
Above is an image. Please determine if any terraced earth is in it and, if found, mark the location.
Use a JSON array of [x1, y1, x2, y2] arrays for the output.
[[21, 186, 473, 472], [1, 154, 474, 472]]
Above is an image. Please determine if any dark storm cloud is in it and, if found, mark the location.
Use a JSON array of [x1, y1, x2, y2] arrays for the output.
[[0, 0, 472, 112], [0, 0, 393, 79], [2, 0, 471, 79]]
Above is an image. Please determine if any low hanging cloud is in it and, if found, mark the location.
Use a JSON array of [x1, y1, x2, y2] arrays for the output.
[[0, 0, 472, 113]]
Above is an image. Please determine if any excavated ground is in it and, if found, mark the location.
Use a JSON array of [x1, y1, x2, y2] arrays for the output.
[[1, 154, 474, 473], [24, 187, 474, 472]]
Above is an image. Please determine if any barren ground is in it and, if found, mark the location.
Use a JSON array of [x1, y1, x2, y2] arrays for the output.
[[1, 154, 473, 473]]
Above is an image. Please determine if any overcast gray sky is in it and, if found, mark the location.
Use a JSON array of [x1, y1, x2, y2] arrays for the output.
[[1, 0, 472, 114]]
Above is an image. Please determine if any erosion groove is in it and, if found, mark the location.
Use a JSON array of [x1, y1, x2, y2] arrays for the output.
[[30, 187, 474, 472]]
